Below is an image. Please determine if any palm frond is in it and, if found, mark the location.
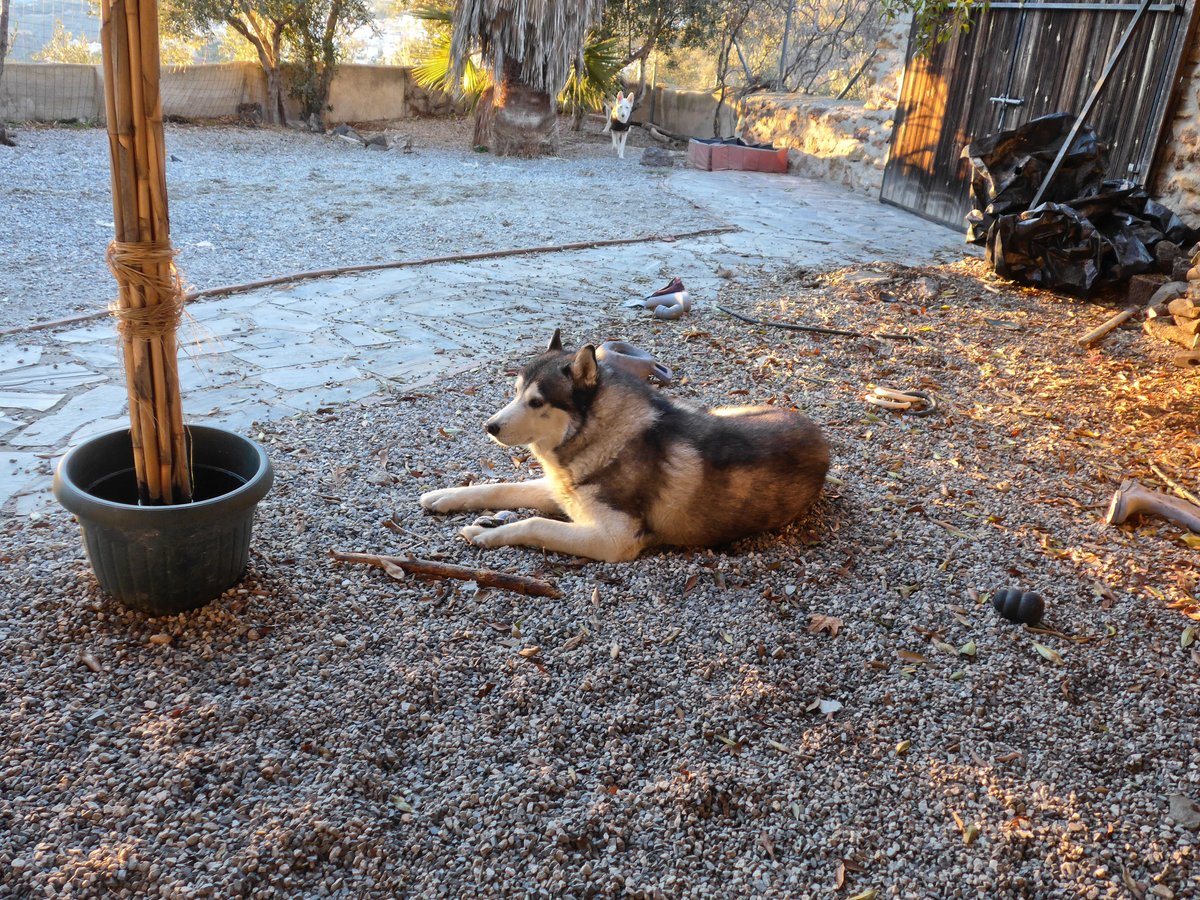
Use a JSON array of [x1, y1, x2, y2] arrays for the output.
[[449, 0, 606, 96], [411, 21, 492, 109], [558, 34, 621, 113], [408, 5, 453, 25], [411, 28, 458, 94]]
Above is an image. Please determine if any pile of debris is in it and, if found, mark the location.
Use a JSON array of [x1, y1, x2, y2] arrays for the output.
[[964, 113, 1197, 296], [329, 124, 413, 153]]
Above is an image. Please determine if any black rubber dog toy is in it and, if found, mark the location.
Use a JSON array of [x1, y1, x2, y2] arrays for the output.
[[991, 588, 1044, 626]]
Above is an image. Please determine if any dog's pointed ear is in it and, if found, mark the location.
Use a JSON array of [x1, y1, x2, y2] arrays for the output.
[[569, 344, 598, 386], [547, 328, 562, 352], [616, 90, 624, 102]]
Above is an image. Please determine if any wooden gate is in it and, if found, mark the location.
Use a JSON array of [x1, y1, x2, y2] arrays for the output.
[[880, 0, 1200, 229]]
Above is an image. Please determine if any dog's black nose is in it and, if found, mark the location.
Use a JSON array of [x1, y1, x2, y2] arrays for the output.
[[486, 422, 500, 436]]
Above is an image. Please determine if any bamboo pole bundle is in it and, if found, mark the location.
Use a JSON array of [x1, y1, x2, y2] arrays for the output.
[[100, 0, 191, 504]]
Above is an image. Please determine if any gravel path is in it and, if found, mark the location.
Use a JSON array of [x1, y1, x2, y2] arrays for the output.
[[0, 120, 711, 330], [2, 260, 1198, 897]]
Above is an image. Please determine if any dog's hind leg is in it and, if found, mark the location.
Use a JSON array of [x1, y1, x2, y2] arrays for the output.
[[460, 516, 643, 563], [420, 478, 563, 515]]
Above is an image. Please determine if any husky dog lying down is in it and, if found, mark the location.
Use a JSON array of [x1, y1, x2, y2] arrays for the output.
[[419, 331, 830, 562]]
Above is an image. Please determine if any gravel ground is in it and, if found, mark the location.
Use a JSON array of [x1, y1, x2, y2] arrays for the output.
[[3, 260, 1199, 897], [0, 118, 707, 330]]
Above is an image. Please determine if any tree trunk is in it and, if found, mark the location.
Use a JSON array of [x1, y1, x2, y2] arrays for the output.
[[228, 15, 286, 125], [0, 0, 13, 147], [778, 0, 795, 88], [270, 25, 287, 125], [308, 0, 340, 131], [265, 64, 285, 125], [476, 60, 555, 157]]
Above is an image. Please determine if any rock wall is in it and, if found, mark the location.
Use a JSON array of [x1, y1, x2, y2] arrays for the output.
[[738, 94, 895, 195], [1154, 36, 1200, 223], [734, 15, 909, 196]]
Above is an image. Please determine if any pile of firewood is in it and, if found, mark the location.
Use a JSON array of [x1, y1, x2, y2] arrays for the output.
[[1079, 243, 1200, 367], [1145, 243, 1200, 355]]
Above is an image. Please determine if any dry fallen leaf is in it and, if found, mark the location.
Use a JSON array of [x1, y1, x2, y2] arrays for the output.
[[1182, 627, 1196, 649], [897, 650, 930, 665], [958, 640, 977, 657], [561, 630, 587, 651], [1122, 865, 1146, 900], [962, 823, 980, 845], [610, 642, 620, 660], [758, 831, 775, 861], [807, 614, 844, 637], [1033, 641, 1064, 665], [895, 740, 911, 755], [380, 559, 407, 581], [847, 890, 877, 900], [517, 647, 541, 658]]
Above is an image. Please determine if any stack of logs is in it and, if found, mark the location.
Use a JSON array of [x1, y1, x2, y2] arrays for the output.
[[1144, 242, 1200, 357], [1083, 241, 1200, 365]]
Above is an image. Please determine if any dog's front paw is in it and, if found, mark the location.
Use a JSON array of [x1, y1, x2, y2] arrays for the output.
[[459, 524, 492, 547], [420, 487, 465, 513]]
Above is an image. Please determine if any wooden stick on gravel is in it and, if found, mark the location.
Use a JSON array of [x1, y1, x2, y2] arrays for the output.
[[716, 303, 918, 342], [330, 550, 562, 599], [1150, 463, 1200, 507], [1078, 305, 1138, 347]]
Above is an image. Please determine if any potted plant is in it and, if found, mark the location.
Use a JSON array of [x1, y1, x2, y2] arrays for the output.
[[51, 0, 272, 615]]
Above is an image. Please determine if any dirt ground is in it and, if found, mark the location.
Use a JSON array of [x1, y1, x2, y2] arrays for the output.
[[2, 257, 1198, 897]]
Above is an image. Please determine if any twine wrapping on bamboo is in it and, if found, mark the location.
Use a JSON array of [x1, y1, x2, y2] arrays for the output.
[[100, 0, 192, 506], [106, 240, 185, 340]]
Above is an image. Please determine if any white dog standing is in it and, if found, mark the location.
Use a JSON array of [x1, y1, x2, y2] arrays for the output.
[[603, 91, 634, 159]]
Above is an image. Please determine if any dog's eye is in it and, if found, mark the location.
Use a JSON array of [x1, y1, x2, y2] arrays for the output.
[[528, 398, 544, 409]]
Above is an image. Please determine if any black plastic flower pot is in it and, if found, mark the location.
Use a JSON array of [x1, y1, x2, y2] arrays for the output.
[[52, 425, 274, 615]]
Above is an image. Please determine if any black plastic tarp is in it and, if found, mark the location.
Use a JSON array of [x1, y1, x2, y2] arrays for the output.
[[964, 113, 1106, 245], [963, 113, 1198, 295]]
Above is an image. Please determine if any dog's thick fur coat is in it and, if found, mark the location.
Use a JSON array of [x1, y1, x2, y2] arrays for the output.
[[420, 333, 830, 562]]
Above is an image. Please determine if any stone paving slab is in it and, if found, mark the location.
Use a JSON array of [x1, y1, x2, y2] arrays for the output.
[[0, 169, 965, 513], [0, 346, 43, 371]]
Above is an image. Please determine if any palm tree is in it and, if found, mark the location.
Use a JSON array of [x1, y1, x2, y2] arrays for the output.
[[446, 0, 605, 156]]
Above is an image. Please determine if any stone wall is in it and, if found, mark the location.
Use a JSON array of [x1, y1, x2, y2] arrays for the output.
[[1153, 36, 1200, 223], [632, 85, 738, 139], [0, 63, 103, 121], [733, 14, 909, 197], [738, 94, 895, 196], [163, 62, 267, 120], [0, 62, 459, 124]]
